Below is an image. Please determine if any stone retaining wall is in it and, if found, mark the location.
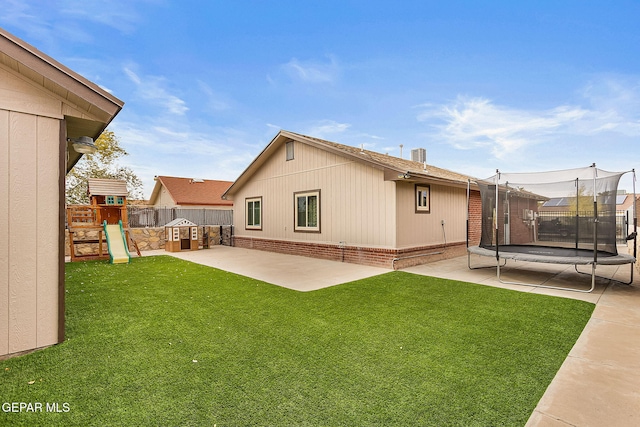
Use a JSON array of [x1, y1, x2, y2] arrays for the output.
[[65, 225, 231, 257]]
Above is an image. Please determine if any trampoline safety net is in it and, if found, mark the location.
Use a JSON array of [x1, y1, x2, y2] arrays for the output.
[[477, 165, 628, 255]]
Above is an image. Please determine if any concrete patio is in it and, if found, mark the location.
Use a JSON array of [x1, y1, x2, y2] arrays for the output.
[[145, 246, 640, 427]]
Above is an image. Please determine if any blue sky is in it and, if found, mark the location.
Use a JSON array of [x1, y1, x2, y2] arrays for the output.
[[2, 1, 639, 196]]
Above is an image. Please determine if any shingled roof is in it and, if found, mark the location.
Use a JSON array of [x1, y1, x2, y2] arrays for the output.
[[149, 176, 233, 206], [286, 131, 475, 184], [224, 130, 477, 198]]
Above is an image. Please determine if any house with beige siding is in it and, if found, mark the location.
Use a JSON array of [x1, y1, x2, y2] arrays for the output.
[[148, 175, 233, 209], [0, 28, 123, 358], [223, 130, 481, 269]]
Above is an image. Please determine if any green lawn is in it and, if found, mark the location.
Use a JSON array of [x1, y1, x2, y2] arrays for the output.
[[1, 256, 594, 426]]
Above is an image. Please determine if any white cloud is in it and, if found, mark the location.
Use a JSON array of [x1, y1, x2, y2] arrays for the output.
[[0, 0, 158, 45], [123, 66, 188, 116], [110, 119, 255, 197], [577, 75, 640, 136], [306, 120, 351, 138], [281, 56, 340, 84], [197, 81, 231, 112], [418, 96, 569, 157], [418, 77, 640, 161], [59, 0, 159, 34]]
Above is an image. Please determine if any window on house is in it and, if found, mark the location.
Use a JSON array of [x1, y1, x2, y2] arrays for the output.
[[415, 184, 430, 213], [116, 196, 125, 205], [246, 197, 262, 230], [294, 190, 320, 232], [106, 195, 115, 205], [286, 140, 294, 161]]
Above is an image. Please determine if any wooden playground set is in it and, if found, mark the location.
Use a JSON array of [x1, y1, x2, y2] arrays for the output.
[[67, 178, 201, 263], [67, 179, 141, 263]]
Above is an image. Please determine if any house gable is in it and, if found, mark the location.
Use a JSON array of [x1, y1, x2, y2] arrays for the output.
[[228, 135, 397, 248]]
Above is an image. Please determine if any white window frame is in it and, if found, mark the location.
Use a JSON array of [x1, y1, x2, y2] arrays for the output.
[[415, 184, 431, 213], [294, 190, 320, 232], [246, 197, 262, 230]]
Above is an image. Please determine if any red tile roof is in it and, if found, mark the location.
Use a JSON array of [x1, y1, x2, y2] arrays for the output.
[[152, 176, 233, 206]]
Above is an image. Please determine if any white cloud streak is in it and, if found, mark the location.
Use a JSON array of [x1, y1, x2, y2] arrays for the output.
[[419, 77, 640, 160], [124, 66, 189, 116], [281, 56, 340, 84], [305, 120, 351, 138]]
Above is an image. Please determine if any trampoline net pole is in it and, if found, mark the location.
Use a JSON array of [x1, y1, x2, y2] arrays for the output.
[[495, 170, 500, 262], [575, 178, 580, 250], [592, 163, 598, 265]]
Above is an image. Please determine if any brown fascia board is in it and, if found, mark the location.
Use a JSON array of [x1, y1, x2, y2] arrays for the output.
[[222, 131, 286, 199], [282, 131, 477, 189], [0, 28, 124, 120], [280, 130, 386, 171], [223, 130, 479, 198]]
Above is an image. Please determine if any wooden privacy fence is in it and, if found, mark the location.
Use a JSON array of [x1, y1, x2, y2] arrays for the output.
[[127, 207, 233, 228]]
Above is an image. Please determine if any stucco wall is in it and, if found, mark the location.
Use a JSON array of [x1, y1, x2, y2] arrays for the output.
[[395, 181, 470, 249]]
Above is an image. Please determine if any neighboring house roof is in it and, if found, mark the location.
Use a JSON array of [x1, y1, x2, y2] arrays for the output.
[[224, 130, 478, 198], [87, 178, 129, 197], [149, 176, 234, 206], [0, 28, 124, 172]]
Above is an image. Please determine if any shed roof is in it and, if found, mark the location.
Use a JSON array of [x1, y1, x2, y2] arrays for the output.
[[224, 130, 477, 198], [0, 28, 124, 172], [149, 176, 233, 206], [87, 178, 129, 197], [165, 218, 197, 227]]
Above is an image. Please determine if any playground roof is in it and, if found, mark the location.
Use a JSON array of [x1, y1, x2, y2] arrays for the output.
[[88, 178, 128, 197]]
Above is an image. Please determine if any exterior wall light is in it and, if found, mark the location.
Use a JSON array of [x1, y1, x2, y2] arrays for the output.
[[69, 136, 97, 154]]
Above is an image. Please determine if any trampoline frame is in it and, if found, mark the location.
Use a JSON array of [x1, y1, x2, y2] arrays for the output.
[[466, 166, 637, 293], [467, 244, 635, 293]]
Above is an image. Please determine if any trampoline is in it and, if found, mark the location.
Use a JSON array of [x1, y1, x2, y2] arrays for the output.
[[467, 164, 637, 293]]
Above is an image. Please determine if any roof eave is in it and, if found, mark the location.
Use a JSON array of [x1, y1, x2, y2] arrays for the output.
[[223, 131, 288, 199], [0, 28, 124, 117]]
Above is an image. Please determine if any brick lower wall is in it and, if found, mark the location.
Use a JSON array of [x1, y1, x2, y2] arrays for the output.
[[468, 189, 482, 246], [233, 236, 467, 270]]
